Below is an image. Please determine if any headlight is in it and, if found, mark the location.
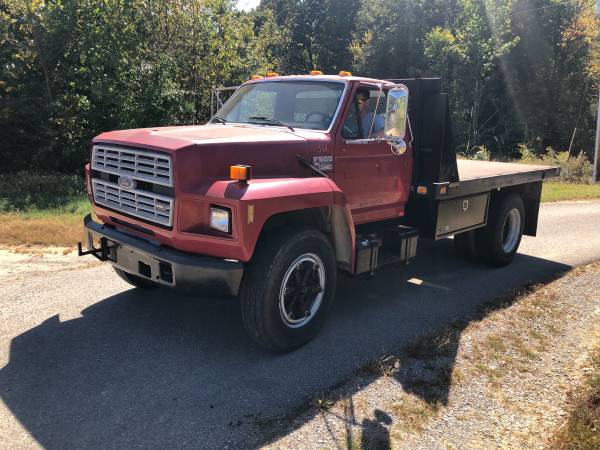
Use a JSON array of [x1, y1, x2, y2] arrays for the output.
[[210, 207, 231, 233]]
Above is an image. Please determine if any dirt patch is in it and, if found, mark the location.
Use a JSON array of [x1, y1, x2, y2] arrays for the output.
[[260, 262, 600, 449], [0, 246, 100, 280]]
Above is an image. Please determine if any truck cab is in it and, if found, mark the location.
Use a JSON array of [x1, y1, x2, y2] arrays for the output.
[[80, 73, 559, 352]]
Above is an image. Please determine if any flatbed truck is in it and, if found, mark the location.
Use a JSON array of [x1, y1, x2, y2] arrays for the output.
[[79, 74, 559, 352]]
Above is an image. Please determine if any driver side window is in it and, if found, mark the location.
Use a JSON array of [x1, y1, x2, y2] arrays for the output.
[[343, 87, 387, 139]]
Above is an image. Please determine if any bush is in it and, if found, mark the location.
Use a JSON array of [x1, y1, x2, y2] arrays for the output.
[[0, 172, 86, 212], [517, 144, 538, 163], [518, 145, 593, 183], [459, 145, 491, 161]]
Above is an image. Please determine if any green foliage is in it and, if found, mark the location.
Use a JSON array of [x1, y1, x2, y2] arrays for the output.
[[517, 143, 537, 162], [519, 145, 593, 183], [1, 0, 598, 175], [0, 172, 85, 212], [543, 149, 593, 183], [1, 0, 277, 173], [347, 0, 598, 158], [472, 146, 491, 161], [259, 0, 360, 73]]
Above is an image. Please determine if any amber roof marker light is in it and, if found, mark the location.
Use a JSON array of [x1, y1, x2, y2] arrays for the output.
[[265, 71, 279, 77], [338, 71, 352, 76], [309, 70, 323, 75], [230, 165, 252, 185]]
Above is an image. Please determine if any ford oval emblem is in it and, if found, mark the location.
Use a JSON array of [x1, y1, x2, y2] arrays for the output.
[[118, 176, 137, 190]]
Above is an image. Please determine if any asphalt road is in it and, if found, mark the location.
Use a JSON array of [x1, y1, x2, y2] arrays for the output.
[[1, 201, 599, 449]]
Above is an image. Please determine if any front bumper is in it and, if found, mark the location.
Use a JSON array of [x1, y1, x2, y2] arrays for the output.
[[81, 214, 243, 296]]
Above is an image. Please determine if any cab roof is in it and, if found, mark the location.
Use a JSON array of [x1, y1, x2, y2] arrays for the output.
[[244, 74, 398, 87]]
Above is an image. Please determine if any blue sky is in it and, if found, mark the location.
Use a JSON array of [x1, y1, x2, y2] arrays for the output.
[[237, 0, 260, 11]]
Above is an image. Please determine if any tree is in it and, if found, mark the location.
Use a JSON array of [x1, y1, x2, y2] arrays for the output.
[[259, 0, 359, 73], [0, 0, 276, 173]]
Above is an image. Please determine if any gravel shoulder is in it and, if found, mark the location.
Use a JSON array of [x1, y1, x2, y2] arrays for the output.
[[263, 262, 600, 449]]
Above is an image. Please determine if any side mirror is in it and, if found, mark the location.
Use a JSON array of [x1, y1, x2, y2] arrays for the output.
[[384, 85, 409, 154]]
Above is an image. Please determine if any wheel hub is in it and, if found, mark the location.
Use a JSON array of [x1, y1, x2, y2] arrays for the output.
[[502, 208, 521, 253], [279, 253, 325, 328]]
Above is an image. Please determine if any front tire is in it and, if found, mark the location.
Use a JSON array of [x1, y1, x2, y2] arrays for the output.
[[240, 227, 337, 352]]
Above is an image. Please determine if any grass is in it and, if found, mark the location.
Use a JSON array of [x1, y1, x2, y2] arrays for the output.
[[0, 171, 599, 248], [0, 197, 91, 247], [0, 172, 90, 247], [551, 346, 600, 449], [541, 181, 600, 203], [390, 397, 439, 433]]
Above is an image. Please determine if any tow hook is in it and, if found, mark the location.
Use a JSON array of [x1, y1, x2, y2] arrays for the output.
[[77, 237, 117, 262]]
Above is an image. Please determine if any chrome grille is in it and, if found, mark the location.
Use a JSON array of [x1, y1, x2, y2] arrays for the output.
[[92, 179, 174, 226], [92, 144, 173, 187]]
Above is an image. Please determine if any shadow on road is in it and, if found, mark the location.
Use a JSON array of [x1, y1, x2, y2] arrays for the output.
[[0, 239, 571, 449]]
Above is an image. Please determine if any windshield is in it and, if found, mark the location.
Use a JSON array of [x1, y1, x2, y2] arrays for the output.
[[214, 81, 345, 131]]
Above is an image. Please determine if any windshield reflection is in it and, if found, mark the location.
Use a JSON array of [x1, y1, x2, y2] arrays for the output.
[[213, 81, 346, 131]]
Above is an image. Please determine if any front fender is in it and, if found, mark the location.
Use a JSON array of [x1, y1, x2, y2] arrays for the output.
[[195, 177, 355, 264]]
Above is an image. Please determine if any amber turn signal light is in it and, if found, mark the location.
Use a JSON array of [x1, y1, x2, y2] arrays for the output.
[[416, 186, 428, 195], [230, 165, 252, 182]]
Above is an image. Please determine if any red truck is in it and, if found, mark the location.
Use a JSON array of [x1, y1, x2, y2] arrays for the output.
[[79, 73, 559, 352]]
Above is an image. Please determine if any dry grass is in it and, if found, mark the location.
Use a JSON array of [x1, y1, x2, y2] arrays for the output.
[[360, 355, 399, 378], [1, 180, 597, 248], [551, 346, 600, 449], [265, 263, 600, 450], [390, 397, 440, 434], [463, 287, 560, 384], [0, 213, 87, 247], [405, 326, 460, 360], [0, 195, 91, 248], [0, 172, 89, 247]]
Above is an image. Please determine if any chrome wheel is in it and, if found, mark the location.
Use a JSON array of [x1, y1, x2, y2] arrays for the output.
[[502, 208, 521, 253], [279, 253, 325, 329]]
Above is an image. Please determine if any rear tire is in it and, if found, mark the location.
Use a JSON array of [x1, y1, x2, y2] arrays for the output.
[[113, 267, 158, 289], [240, 227, 337, 352], [476, 193, 525, 267]]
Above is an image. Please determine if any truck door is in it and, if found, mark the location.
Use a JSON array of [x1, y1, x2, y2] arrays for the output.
[[333, 84, 413, 224]]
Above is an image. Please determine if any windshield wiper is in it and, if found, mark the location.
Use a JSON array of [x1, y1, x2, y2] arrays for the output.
[[210, 116, 227, 124], [247, 116, 294, 132]]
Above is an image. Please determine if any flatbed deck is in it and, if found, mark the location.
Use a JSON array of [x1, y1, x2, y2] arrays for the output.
[[433, 160, 560, 199]]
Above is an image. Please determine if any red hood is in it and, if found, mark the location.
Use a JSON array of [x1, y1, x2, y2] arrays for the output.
[[93, 124, 325, 151], [94, 124, 333, 191]]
